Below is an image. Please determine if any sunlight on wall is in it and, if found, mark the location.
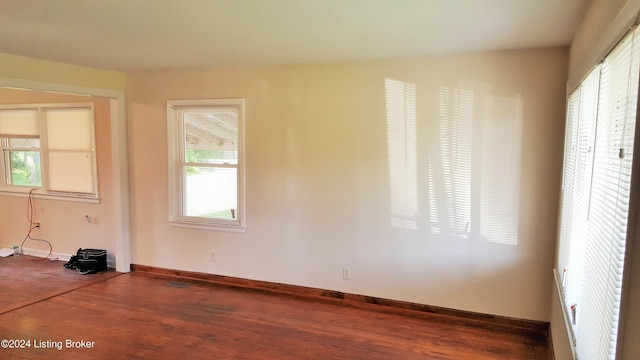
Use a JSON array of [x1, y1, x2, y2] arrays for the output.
[[385, 79, 419, 230], [370, 79, 523, 245], [428, 81, 523, 245], [429, 87, 473, 237], [385, 78, 522, 243], [478, 91, 522, 245]]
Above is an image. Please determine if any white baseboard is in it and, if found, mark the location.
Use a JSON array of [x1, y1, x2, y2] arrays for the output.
[[20, 247, 71, 262], [1, 245, 115, 268]]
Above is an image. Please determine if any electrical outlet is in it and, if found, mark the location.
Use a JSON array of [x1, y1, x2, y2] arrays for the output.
[[210, 251, 216, 262], [34, 221, 41, 228], [342, 267, 351, 280]]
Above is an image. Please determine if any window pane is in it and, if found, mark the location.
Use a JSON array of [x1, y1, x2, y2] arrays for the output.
[[184, 109, 238, 164], [9, 151, 42, 187], [185, 149, 238, 164], [183, 166, 237, 219]]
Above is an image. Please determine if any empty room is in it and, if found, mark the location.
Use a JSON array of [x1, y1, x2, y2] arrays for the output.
[[0, 1, 639, 359]]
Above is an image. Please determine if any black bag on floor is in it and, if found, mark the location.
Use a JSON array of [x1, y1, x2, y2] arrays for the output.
[[63, 255, 78, 269], [64, 248, 107, 275]]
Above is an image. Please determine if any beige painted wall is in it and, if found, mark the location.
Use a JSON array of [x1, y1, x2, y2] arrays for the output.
[[0, 88, 116, 262], [127, 47, 567, 321], [554, 0, 640, 358], [0, 52, 125, 91]]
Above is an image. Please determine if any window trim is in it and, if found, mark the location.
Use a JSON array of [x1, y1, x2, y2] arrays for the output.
[[167, 98, 246, 232], [0, 102, 99, 202]]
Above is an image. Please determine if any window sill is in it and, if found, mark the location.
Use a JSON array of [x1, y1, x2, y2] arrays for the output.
[[0, 190, 100, 204], [169, 220, 246, 232]]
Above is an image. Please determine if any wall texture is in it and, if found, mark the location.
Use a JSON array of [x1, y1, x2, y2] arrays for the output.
[[127, 47, 568, 321]]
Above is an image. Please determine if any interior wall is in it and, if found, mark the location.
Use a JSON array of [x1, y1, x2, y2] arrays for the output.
[[0, 88, 116, 262], [0, 52, 125, 91], [127, 47, 567, 321]]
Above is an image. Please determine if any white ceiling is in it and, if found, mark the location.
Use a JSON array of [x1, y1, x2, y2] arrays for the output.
[[0, 0, 590, 71]]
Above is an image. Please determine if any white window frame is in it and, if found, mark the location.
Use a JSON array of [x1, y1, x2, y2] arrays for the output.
[[167, 98, 246, 232], [0, 103, 99, 203]]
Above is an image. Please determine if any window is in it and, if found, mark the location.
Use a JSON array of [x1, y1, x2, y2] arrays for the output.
[[0, 104, 97, 200], [167, 98, 245, 231], [556, 26, 640, 359]]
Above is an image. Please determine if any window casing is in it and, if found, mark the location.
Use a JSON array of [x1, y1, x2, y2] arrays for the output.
[[167, 98, 245, 231], [0, 103, 98, 200]]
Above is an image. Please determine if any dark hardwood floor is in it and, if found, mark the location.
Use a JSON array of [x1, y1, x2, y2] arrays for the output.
[[0, 255, 119, 315], [0, 256, 551, 359]]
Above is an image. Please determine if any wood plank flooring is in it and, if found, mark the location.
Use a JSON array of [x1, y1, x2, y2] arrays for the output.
[[0, 257, 551, 359], [0, 255, 119, 315]]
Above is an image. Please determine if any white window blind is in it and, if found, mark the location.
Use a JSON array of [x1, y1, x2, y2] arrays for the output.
[[557, 26, 640, 360], [0, 109, 38, 136], [558, 66, 600, 341], [45, 108, 96, 194], [557, 84, 580, 275], [0, 104, 97, 199]]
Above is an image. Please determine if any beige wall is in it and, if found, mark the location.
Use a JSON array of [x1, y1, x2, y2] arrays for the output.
[[0, 88, 116, 262], [554, 0, 640, 358], [0, 52, 125, 91], [127, 47, 567, 321]]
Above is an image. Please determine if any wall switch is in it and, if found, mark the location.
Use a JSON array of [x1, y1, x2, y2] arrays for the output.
[[210, 251, 216, 262], [343, 267, 351, 280]]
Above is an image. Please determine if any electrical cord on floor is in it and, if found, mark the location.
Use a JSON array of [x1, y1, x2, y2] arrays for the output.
[[20, 188, 53, 261]]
